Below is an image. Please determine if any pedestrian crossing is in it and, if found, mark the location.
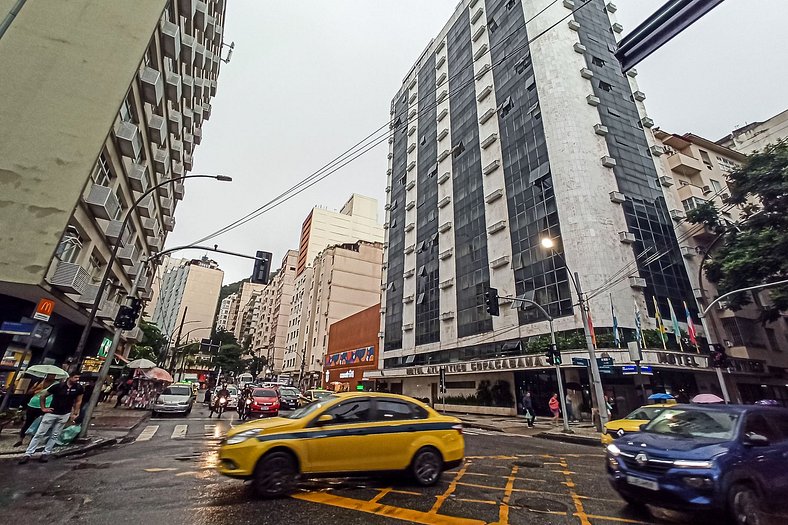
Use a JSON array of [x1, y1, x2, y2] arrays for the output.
[[463, 427, 531, 438], [134, 423, 224, 443]]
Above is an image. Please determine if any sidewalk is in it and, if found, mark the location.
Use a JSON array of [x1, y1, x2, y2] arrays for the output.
[[451, 412, 603, 447], [0, 403, 149, 459]]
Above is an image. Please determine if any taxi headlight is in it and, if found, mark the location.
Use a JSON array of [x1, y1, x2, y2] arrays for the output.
[[606, 443, 621, 456], [225, 429, 263, 445]]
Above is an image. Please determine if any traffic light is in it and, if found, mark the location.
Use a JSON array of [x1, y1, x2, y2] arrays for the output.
[[709, 343, 729, 368], [251, 250, 272, 284], [114, 297, 143, 331], [484, 287, 500, 316], [545, 344, 562, 365]]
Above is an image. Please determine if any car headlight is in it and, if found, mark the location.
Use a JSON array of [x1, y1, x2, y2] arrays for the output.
[[178, 400, 190, 405], [606, 443, 621, 456], [225, 429, 263, 445], [673, 459, 713, 469]]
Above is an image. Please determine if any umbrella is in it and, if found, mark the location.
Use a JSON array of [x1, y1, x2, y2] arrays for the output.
[[24, 365, 69, 379], [140, 367, 173, 383], [126, 358, 156, 369], [692, 393, 724, 404], [648, 393, 675, 401]]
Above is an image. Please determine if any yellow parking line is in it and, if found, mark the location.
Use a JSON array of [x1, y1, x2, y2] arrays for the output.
[[496, 465, 519, 525], [465, 455, 518, 460], [583, 514, 656, 524], [369, 488, 392, 504], [462, 471, 546, 483], [456, 497, 497, 505], [430, 462, 469, 514], [389, 489, 421, 496], [293, 491, 485, 525], [560, 458, 591, 525]]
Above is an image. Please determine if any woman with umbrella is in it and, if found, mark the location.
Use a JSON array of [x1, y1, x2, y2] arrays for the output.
[[14, 365, 68, 447]]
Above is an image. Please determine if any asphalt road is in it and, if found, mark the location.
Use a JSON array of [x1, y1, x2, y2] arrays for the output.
[[0, 403, 704, 525]]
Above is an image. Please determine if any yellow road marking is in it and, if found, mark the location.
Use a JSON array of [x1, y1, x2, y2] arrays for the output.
[[495, 465, 519, 525], [292, 491, 485, 525], [455, 497, 497, 505], [465, 455, 518, 460], [560, 457, 591, 525], [369, 488, 392, 504], [430, 462, 469, 514], [143, 467, 177, 472], [583, 514, 656, 524], [462, 471, 546, 483], [389, 489, 421, 496]]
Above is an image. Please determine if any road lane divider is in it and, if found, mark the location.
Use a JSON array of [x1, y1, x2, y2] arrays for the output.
[[135, 425, 159, 442]]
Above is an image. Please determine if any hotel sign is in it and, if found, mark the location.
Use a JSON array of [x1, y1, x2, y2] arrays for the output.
[[405, 355, 548, 376]]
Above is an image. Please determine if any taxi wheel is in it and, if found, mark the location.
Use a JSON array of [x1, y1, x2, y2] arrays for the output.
[[252, 452, 298, 498], [411, 447, 443, 486], [729, 483, 764, 525]]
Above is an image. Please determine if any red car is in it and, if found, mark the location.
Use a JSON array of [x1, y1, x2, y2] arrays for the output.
[[249, 388, 280, 418]]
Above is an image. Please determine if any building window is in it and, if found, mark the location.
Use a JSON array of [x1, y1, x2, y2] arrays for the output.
[[91, 154, 113, 187], [88, 254, 103, 283], [699, 149, 713, 169], [591, 56, 606, 67], [709, 179, 723, 193], [55, 226, 83, 264], [119, 97, 135, 123], [598, 80, 613, 92], [682, 196, 707, 212]]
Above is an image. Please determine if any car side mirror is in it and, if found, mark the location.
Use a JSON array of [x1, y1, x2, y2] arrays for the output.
[[639, 423, 648, 431], [744, 432, 770, 446], [316, 414, 335, 425]]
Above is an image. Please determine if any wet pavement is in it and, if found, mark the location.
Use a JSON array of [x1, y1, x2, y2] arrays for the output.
[[0, 401, 717, 524]]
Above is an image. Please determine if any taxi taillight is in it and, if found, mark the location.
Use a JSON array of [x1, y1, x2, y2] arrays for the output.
[[452, 424, 463, 435]]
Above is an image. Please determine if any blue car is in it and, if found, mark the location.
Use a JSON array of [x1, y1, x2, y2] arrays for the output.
[[606, 404, 788, 525]]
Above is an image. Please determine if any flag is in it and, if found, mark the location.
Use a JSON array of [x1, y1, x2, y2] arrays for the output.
[[634, 300, 645, 348], [586, 305, 597, 348], [668, 300, 684, 351], [652, 297, 668, 350], [684, 301, 698, 349], [610, 294, 620, 348]]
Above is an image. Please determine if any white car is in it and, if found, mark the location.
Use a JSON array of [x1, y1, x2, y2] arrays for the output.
[[213, 385, 239, 409], [152, 385, 193, 416]]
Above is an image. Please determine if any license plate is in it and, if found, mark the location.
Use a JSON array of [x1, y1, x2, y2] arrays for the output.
[[626, 475, 659, 491]]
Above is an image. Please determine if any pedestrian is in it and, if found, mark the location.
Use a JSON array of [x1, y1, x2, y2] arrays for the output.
[[522, 392, 535, 428], [19, 371, 84, 464], [115, 379, 131, 408], [99, 378, 113, 403], [549, 393, 560, 425], [14, 375, 56, 447], [566, 397, 576, 422]]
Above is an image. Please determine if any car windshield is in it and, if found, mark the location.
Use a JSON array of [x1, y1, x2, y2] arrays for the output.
[[253, 389, 277, 397], [287, 395, 339, 419], [645, 408, 739, 440], [625, 407, 665, 420], [162, 386, 191, 396], [312, 390, 331, 399], [279, 387, 299, 396]]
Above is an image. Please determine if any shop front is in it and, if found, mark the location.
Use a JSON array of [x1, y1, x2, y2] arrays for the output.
[[323, 304, 379, 392]]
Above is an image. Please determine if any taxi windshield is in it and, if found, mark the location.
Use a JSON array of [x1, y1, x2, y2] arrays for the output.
[[624, 406, 665, 421], [287, 395, 339, 419]]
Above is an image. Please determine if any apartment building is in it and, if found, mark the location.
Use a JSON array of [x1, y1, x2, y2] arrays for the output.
[[654, 129, 788, 403], [260, 251, 298, 374], [371, 0, 741, 413], [283, 241, 383, 388], [296, 194, 384, 276], [717, 108, 788, 155], [226, 281, 266, 340], [0, 0, 228, 382], [216, 293, 235, 332], [283, 269, 316, 383], [149, 256, 223, 345]]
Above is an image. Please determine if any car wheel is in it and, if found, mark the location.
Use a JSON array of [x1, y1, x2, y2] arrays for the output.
[[729, 483, 764, 525], [252, 451, 299, 498], [411, 447, 443, 486]]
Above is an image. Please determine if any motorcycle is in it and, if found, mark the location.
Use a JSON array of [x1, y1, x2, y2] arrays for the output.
[[210, 396, 228, 418], [238, 397, 252, 421]]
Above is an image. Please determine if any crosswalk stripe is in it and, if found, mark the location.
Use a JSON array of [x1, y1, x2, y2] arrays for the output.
[[136, 425, 159, 442], [171, 424, 188, 439], [204, 424, 218, 438]]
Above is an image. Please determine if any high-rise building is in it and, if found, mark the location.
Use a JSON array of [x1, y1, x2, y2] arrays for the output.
[[149, 256, 224, 345], [227, 281, 266, 340], [717, 108, 788, 155], [373, 0, 716, 412], [259, 250, 299, 374], [216, 293, 236, 332], [0, 1, 228, 380], [296, 194, 384, 276]]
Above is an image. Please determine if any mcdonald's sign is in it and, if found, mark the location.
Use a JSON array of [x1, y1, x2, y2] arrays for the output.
[[33, 298, 55, 321]]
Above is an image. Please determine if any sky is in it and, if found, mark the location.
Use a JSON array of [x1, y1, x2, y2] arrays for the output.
[[167, 0, 788, 284]]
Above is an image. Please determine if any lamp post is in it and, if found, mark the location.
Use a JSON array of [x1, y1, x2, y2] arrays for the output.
[[512, 295, 571, 433], [174, 326, 212, 381], [540, 237, 608, 428], [75, 174, 231, 438]]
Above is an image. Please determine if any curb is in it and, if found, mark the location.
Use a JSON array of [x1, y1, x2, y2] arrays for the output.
[[534, 431, 602, 447], [54, 437, 118, 458], [460, 420, 504, 432]]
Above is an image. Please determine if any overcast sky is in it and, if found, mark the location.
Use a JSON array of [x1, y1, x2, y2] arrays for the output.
[[168, 0, 788, 284]]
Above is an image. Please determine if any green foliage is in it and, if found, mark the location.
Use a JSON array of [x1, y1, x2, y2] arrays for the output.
[[445, 380, 513, 407], [476, 380, 493, 405], [212, 344, 245, 376], [490, 380, 514, 407], [130, 320, 167, 363], [685, 140, 788, 320]]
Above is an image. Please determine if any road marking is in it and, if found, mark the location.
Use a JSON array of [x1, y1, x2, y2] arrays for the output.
[[560, 457, 591, 525], [175, 471, 199, 477], [389, 489, 421, 496], [455, 497, 496, 505], [430, 462, 469, 514], [144, 467, 177, 472], [171, 424, 188, 439], [497, 465, 519, 525], [292, 491, 485, 525], [369, 488, 392, 504], [135, 425, 159, 442], [583, 514, 655, 524], [204, 424, 218, 437]]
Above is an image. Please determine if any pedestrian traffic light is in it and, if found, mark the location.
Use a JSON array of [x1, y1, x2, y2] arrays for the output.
[[545, 344, 562, 365], [709, 343, 729, 368], [251, 250, 272, 284], [484, 287, 500, 316], [114, 297, 143, 331]]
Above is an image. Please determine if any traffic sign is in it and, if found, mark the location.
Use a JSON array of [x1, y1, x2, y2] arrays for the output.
[[0, 322, 34, 335], [622, 365, 653, 375], [597, 357, 614, 366], [572, 357, 590, 367], [33, 298, 55, 321]]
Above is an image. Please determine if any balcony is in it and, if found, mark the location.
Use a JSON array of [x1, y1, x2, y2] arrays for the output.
[[115, 121, 142, 159], [171, 139, 183, 161], [194, 1, 208, 31], [125, 162, 148, 193], [677, 183, 707, 202], [148, 236, 163, 252], [172, 161, 184, 177], [168, 109, 182, 135], [194, 78, 204, 102], [183, 152, 193, 170], [667, 152, 703, 176], [193, 105, 203, 127], [101, 219, 123, 243], [141, 217, 158, 235], [152, 146, 170, 174], [161, 197, 174, 216], [193, 42, 205, 69], [148, 114, 167, 146], [160, 20, 181, 60], [84, 184, 120, 220], [183, 132, 194, 153], [158, 182, 171, 198], [47, 260, 90, 295], [203, 103, 211, 120], [165, 71, 182, 102], [183, 107, 193, 129], [205, 14, 215, 40], [139, 66, 163, 106]]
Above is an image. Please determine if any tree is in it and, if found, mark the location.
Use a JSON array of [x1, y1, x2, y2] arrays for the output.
[[686, 140, 788, 320], [212, 344, 245, 376], [129, 320, 167, 362]]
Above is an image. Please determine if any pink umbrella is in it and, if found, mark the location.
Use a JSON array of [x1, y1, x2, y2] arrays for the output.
[[692, 393, 724, 404], [135, 367, 174, 383]]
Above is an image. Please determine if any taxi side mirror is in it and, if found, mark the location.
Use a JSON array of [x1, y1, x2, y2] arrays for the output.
[[316, 414, 335, 425], [639, 423, 648, 431]]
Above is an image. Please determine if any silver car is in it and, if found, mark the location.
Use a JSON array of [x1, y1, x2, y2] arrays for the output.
[[152, 385, 194, 416]]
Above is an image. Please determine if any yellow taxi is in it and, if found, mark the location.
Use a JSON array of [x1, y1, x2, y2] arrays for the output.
[[217, 392, 465, 498], [601, 401, 677, 445]]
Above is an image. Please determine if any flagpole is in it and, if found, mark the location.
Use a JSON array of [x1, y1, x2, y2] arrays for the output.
[[653, 297, 667, 350], [669, 299, 684, 352]]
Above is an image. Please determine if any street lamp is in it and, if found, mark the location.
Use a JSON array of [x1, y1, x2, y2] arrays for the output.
[[540, 236, 609, 428]]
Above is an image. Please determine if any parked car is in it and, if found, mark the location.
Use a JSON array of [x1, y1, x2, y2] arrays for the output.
[[152, 384, 194, 416], [217, 392, 465, 498], [299, 388, 332, 407], [277, 386, 300, 410], [601, 402, 676, 445], [249, 388, 280, 418], [606, 404, 788, 524]]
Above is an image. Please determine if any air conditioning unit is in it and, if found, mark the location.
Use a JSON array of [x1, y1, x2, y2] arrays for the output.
[[629, 276, 647, 289], [669, 209, 686, 221], [139, 66, 163, 106], [84, 184, 120, 220], [659, 175, 674, 187], [115, 121, 141, 159], [618, 231, 636, 244], [159, 20, 181, 60], [125, 162, 148, 193], [47, 260, 90, 295], [98, 301, 120, 321], [77, 284, 103, 307], [101, 219, 123, 244], [702, 185, 712, 195]]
